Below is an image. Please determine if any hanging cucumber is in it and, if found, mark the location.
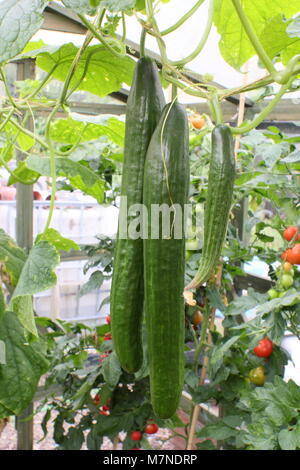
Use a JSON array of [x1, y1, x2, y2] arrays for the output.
[[143, 101, 190, 418], [110, 57, 165, 373], [186, 124, 235, 290]]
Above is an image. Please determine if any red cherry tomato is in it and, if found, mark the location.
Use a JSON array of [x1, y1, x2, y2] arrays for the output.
[[144, 423, 159, 434], [253, 338, 273, 358], [131, 431, 142, 441], [93, 393, 100, 406], [283, 226, 300, 242], [286, 244, 300, 265], [190, 115, 205, 129]]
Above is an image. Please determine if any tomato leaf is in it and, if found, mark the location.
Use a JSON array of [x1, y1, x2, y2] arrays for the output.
[[78, 271, 104, 297]]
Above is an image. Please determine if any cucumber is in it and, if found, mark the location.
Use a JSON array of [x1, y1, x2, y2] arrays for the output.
[[110, 57, 165, 373], [186, 124, 235, 290], [143, 102, 190, 418]]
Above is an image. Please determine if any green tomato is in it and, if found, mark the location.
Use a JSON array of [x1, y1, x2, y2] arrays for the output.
[[280, 273, 294, 290], [267, 288, 279, 299], [249, 366, 265, 386]]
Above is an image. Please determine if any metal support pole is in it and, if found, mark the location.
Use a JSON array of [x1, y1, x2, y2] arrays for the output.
[[14, 59, 35, 451]]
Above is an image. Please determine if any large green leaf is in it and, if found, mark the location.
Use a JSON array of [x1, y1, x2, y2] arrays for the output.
[[62, 0, 97, 15], [10, 241, 60, 335], [0, 0, 48, 63], [36, 228, 80, 252], [50, 116, 125, 147], [258, 14, 300, 66], [213, 0, 300, 70], [0, 229, 26, 288], [100, 0, 136, 10], [36, 43, 135, 97], [26, 155, 106, 203], [0, 310, 49, 418]]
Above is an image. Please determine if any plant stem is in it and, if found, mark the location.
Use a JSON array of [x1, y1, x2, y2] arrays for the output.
[[0, 109, 15, 132], [121, 12, 126, 43], [230, 79, 292, 135], [24, 66, 58, 101], [231, 0, 277, 78], [78, 14, 124, 58], [171, 83, 177, 101], [140, 27, 146, 58], [171, 0, 214, 67], [0, 67, 19, 109], [209, 93, 223, 124], [161, 0, 205, 36], [163, 70, 209, 99]]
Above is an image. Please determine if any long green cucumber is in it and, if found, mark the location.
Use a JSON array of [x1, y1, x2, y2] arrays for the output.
[[143, 102, 190, 418], [186, 124, 235, 290], [110, 57, 165, 373]]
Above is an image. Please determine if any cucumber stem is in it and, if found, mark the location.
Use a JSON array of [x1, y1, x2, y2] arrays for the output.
[[161, 0, 205, 36], [140, 27, 146, 58], [171, 0, 214, 67], [230, 79, 292, 135]]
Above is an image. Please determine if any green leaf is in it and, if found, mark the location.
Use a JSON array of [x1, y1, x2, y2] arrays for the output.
[[79, 271, 104, 297], [36, 43, 135, 97], [7, 161, 39, 186], [50, 116, 125, 147], [196, 440, 216, 450], [0, 229, 26, 288], [226, 288, 267, 317], [62, 0, 97, 15], [213, 0, 300, 70], [0, 0, 48, 63], [101, 351, 121, 388], [4, 121, 35, 152], [259, 15, 299, 64], [208, 336, 240, 378], [198, 423, 238, 440], [36, 228, 80, 252], [26, 155, 106, 203], [10, 241, 60, 335], [255, 289, 300, 317], [100, 0, 136, 11], [0, 310, 49, 418], [278, 428, 298, 450]]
